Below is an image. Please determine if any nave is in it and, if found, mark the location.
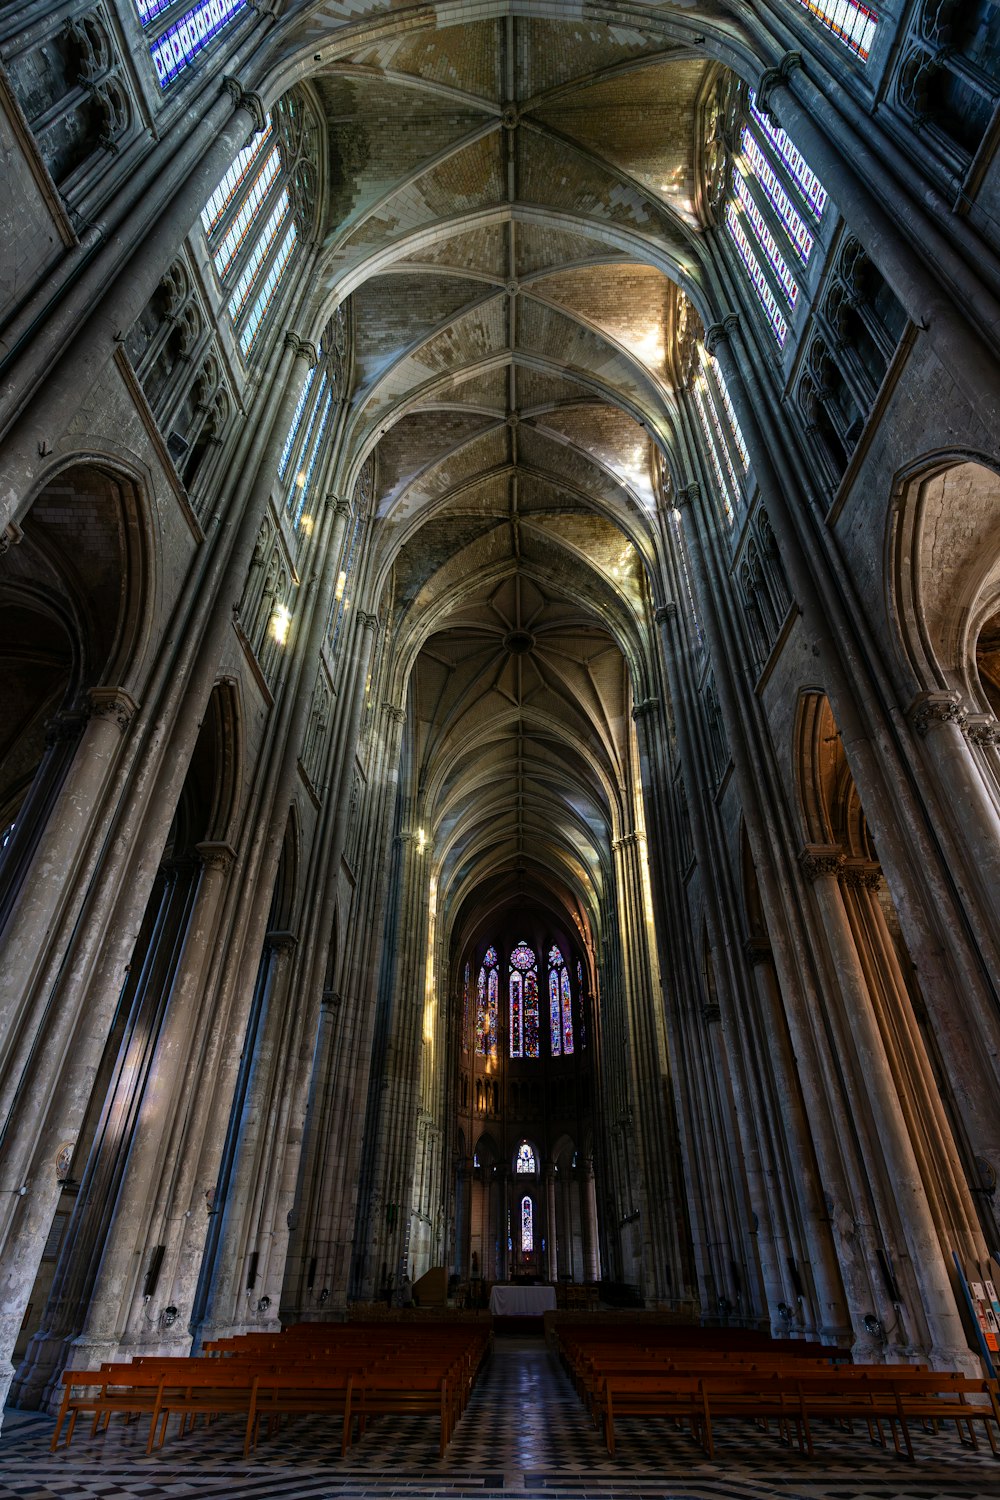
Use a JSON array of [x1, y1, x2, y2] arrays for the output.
[[1, 1337, 997, 1500]]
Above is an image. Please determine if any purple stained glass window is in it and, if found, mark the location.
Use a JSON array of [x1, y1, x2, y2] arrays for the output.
[[509, 942, 538, 1059], [477, 948, 498, 1059], [549, 965, 562, 1056], [521, 1195, 533, 1252], [561, 966, 574, 1055], [149, 0, 248, 88]]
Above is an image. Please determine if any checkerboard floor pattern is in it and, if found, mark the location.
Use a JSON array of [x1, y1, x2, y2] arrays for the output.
[[0, 1337, 997, 1499]]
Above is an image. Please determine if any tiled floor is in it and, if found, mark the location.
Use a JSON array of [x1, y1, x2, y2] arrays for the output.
[[0, 1337, 997, 1499]]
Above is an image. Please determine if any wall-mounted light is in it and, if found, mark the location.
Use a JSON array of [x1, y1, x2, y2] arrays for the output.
[[161, 1305, 179, 1328], [863, 1313, 885, 1339], [257, 1295, 271, 1314]]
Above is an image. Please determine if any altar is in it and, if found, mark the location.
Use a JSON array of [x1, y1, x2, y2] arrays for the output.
[[488, 1284, 557, 1317]]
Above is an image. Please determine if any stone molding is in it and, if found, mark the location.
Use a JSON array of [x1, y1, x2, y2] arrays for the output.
[[222, 76, 267, 138], [799, 844, 845, 881], [284, 331, 319, 365], [908, 690, 966, 736], [757, 52, 802, 118], [195, 840, 237, 874], [965, 715, 1000, 747], [265, 928, 298, 951], [87, 687, 138, 734], [839, 859, 882, 892], [704, 314, 740, 356]]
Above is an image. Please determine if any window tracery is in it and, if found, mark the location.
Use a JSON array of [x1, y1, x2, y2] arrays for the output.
[[476, 946, 499, 1060], [897, 0, 1000, 161], [509, 941, 539, 1058], [547, 946, 574, 1056]]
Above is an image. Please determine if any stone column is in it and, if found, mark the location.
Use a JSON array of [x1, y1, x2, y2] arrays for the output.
[[581, 1155, 600, 1282], [908, 692, 1000, 941], [0, 690, 137, 1120], [801, 847, 975, 1370], [65, 840, 236, 1364], [545, 1163, 558, 1283]]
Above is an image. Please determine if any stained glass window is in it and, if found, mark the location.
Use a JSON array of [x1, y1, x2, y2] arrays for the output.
[[547, 946, 574, 1056], [476, 947, 498, 1060], [146, 0, 248, 89], [516, 1142, 536, 1174], [509, 942, 539, 1058], [227, 193, 291, 322], [747, 94, 828, 219], [212, 147, 281, 278], [278, 366, 316, 481], [725, 203, 789, 347], [521, 1195, 533, 1252], [731, 170, 799, 307], [201, 119, 273, 236], [792, 0, 877, 60], [740, 129, 814, 263]]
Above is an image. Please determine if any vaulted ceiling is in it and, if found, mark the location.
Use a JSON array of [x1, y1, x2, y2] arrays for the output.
[[291, 7, 717, 955]]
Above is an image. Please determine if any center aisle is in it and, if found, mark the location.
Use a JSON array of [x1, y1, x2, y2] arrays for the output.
[[0, 1335, 998, 1499]]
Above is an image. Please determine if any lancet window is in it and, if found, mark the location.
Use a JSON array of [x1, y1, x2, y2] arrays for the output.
[[476, 947, 499, 1061], [548, 947, 575, 1056], [692, 346, 750, 524], [139, 0, 249, 90], [521, 1195, 534, 1251], [509, 942, 540, 1059], [791, 0, 878, 60], [200, 92, 318, 363], [710, 90, 828, 351]]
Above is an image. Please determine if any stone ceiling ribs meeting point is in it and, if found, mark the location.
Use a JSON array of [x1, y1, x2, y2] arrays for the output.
[[262, 3, 733, 948]]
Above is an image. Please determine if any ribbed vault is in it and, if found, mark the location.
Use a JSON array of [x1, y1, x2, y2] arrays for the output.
[[304, 9, 708, 956]]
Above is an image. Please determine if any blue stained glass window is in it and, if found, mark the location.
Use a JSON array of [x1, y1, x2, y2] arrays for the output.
[[509, 942, 539, 1059], [725, 203, 789, 347], [476, 948, 499, 1060], [148, 0, 248, 89], [463, 963, 470, 1051], [521, 1195, 533, 1252], [286, 372, 328, 514], [549, 965, 562, 1056], [747, 94, 828, 218], [516, 1142, 536, 1174], [561, 965, 574, 1055], [278, 366, 316, 481], [740, 129, 814, 262], [228, 192, 290, 322], [731, 170, 799, 307], [293, 390, 333, 525], [237, 222, 297, 356]]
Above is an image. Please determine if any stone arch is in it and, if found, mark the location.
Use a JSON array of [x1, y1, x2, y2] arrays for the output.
[[888, 454, 1000, 703], [0, 460, 151, 921]]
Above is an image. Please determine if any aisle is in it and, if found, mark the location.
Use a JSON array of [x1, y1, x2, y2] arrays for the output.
[[0, 1337, 997, 1499]]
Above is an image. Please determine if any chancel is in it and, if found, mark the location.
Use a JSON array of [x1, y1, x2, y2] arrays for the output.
[[2, 2, 1000, 1496]]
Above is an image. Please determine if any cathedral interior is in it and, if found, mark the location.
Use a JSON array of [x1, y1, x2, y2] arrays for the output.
[[2, 1, 1000, 1496]]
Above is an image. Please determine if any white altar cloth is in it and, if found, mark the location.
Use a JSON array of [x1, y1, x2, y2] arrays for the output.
[[488, 1284, 557, 1316]]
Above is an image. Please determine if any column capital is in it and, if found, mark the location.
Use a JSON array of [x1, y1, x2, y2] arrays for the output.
[[907, 690, 966, 737], [45, 707, 90, 747], [799, 843, 845, 881], [265, 928, 298, 951], [195, 840, 237, 873], [839, 858, 882, 892], [284, 331, 318, 365], [87, 687, 138, 734], [360, 611, 380, 632], [612, 830, 641, 851], [743, 936, 772, 966], [704, 315, 740, 356], [383, 702, 406, 723], [675, 481, 701, 508], [0, 521, 23, 555], [322, 988, 342, 1009], [327, 494, 352, 519], [965, 714, 1000, 747], [757, 52, 803, 118], [701, 1002, 721, 1024], [222, 76, 267, 138], [631, 696, 659, 721], [654, 601, 678, 625]]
